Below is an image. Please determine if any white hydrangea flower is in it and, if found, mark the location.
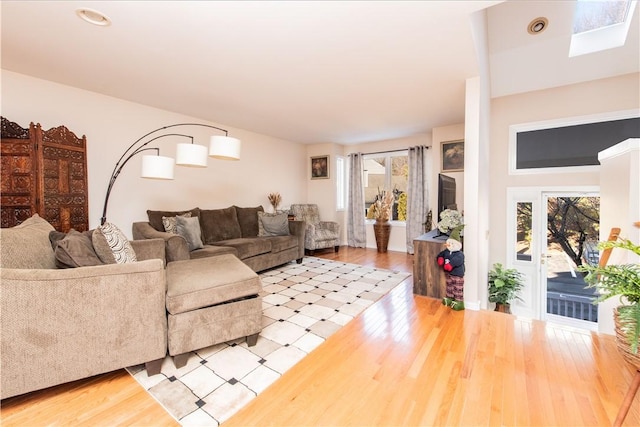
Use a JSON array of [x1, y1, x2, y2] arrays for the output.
[[437, 209, 464, 234]]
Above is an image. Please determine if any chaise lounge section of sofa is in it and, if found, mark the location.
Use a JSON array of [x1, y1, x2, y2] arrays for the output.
[[132, 205, 305, 271]]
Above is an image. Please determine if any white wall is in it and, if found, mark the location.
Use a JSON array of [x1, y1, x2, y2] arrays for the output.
[[1, 70, 307, 237], [431, 123, 465, 219], [489, 72, 640, 266], [597, 139, 640, 335]]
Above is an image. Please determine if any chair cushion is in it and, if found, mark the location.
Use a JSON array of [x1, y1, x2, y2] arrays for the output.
[[200, 207, 242, 244], [166, 254, 261, 315], [234, 205, 264, 237], [312, 228, 339, 242], [291, 204, 321, 225], [0, 214, 56, 269]]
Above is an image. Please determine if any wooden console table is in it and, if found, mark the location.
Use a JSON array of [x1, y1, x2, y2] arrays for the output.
[[413, 231, 446, 298]]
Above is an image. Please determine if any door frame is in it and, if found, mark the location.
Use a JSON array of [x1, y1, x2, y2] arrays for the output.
[[505, 186, 599, 325]]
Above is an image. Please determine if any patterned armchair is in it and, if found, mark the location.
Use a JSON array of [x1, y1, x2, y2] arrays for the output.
[[290, 204, 340, 255]]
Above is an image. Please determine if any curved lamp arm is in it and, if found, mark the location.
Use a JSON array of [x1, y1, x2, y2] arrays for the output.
[[100, 123, 232, 225]]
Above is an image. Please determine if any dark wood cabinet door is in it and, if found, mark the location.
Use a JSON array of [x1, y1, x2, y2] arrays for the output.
[[1, 117, 89, 232], [0, 118, 38, 228], [40, 125, 89, 232]]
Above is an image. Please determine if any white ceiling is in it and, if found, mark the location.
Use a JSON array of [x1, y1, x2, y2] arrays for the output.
[[1, 1, 638, 145]]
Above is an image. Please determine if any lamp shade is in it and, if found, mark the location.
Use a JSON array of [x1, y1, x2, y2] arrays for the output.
[[176, 143, 208, 167], [209, 136, 241, 160], [141, 155, 175, 179]]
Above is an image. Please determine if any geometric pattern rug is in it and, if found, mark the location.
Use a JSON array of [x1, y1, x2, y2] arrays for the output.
[[126, 256, 410, 426]]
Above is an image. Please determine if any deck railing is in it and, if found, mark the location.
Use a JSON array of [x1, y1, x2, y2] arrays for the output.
[[547, 291, 598, 322]]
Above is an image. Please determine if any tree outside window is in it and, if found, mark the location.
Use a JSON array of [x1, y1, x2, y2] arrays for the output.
[[363, 153, 408, 221]]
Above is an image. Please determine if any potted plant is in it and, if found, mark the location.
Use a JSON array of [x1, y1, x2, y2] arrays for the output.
[[488, 263, 524, 313], [579, 237, 640, 364]]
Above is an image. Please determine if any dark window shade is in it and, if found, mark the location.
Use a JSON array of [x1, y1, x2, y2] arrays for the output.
[[516, 117, 639, 169]]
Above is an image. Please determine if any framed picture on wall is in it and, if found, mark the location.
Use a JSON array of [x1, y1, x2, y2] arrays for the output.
[[311, 155, 330, 179], [441, 140, 464, 172]]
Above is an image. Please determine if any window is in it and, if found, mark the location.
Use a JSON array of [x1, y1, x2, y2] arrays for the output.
[[509, 111, 640, 174], [569, 0, 636, 57], [363, 151, 408, 221], [336, 156, 345, 211]]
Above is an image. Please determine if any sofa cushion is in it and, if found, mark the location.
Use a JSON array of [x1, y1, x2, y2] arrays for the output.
[[0, 214, 56, 269], [176, 215, 204, 251], [95, 222, 137, 264], [147, 207, 200, 232], [166, 254, 261, 315], [200, 207, 242, 244], [50, 229, 103, 268], [234, 205, 264, 238], [258, 212, 290, 236], [215, 238, 272, 260], [189, 245, 237, 260], [265, 235, 299, 253]]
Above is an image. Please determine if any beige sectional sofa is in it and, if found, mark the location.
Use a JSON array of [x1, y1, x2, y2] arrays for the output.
[[0, 215, 168, 399], [132, 205, 305, 271]]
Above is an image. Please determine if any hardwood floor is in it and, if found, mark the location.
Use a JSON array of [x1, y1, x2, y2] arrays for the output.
[[2, 247, 639, 426]]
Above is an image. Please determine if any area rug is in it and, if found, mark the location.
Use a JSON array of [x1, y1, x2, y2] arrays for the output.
[[126, 257, 410, 426]]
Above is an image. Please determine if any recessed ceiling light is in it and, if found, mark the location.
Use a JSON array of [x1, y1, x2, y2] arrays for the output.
[[76, 8, 111, 26], [528, 17, 548, 35]]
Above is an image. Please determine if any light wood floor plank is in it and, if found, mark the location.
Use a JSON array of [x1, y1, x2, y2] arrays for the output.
[[2, 246, 639, 426]]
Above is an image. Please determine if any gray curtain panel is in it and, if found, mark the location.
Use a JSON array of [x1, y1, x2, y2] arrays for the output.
[[347, 153, 366, 247], [406, 145, 430, 254]]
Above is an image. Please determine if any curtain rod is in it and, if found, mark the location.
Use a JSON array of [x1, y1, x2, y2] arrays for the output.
[[362, 146, 429, 156]]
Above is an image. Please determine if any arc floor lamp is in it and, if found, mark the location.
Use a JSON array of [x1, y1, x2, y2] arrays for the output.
[[100, 123, 240, 225]]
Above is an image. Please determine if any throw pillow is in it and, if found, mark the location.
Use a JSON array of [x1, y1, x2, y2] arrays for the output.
[[258, 212, 290, 236], [162, 212, 192, 234], [147, 208, 200, 232], [49, 229, 68, 250], [92, 228, 117, 264], [176, 215, 204, 251], [199, 207, 242, 244], [0, 214, 57, 269], [95, 222, 137, 264], [52, 229, 103, 268], [234, 205, 265, 237]]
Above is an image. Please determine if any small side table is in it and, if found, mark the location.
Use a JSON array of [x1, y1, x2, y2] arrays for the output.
[[413, 230, 447, 298]]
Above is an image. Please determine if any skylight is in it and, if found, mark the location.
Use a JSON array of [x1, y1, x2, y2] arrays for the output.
[[573, 0, 630, 33], [569, 0, 636, 57]]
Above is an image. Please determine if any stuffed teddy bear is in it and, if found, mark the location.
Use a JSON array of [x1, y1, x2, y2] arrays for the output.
[[436, 225, 465, 310]]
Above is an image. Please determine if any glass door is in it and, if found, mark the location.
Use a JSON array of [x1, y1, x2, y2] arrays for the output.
[[542, 193, 600, 329]]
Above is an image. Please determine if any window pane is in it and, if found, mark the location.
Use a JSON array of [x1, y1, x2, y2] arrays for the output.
[[391, 155, 408, 221], [364, 157, 386, 216], [517, 202, 532, 261]]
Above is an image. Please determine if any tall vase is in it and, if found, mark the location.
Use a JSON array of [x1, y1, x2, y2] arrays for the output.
[[373, 220, 391, 253]]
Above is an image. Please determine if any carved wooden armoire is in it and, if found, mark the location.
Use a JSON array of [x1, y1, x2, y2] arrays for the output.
[[1, 117, 89, 232]]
